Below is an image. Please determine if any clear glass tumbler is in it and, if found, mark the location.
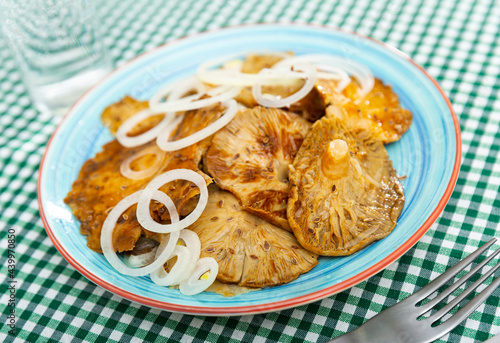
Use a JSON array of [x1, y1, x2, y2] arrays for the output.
[[0, 0, 112, 115]]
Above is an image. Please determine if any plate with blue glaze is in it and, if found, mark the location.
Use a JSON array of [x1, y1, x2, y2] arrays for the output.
[[38, 24, 461, 315]]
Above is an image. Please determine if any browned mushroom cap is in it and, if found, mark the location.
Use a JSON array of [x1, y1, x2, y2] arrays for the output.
[[65, 102, 229, 253], [188, 185, 318, 287], [287, 117, 405, 256], [317, 78, 412, 143], [206, 106, 311, 231], [64, 140, 162, 253]]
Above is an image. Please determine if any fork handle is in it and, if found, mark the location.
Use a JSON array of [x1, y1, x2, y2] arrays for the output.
[[323, 316, 415, 343], [324, 328, 366, 343]]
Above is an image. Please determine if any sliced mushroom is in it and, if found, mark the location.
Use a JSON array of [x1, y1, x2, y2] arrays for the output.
[[287, 117, 405, 256], [317, 78, 412, 143], [206, 106, 311, 231], [188, 185, 318, 287]]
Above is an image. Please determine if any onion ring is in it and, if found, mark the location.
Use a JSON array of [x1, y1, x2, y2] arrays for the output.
[[273, 54, 374, 97], [149, 85, 240, 113], [149, 76, 206, 111], [197, 51, 292, 86], [101, 190, 180, 276], [252, 63, 317, 108], [150, 244, 191, 286], [116, 108, 173, 148], [136, 169, 208, 233], [179, 229, 201, 276], [120, 145, 166, 180], [156, 99, 238, 152], [315, 64, 351, 92], [179, 257, 219, 295]]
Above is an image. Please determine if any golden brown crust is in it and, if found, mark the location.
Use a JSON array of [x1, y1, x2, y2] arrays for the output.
[[188, 186, 318, 287], [64, 140, 161, 253], [206, 106, 310, 231], [318, 78, 412, 143], [287, 117, 405, 256]]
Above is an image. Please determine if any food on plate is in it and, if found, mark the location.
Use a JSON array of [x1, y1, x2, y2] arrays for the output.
[[65, 51, 411, 295], [317, 78, 412, 143], [64, 140, 161, 253], [234, 53, 334, 122], [287, 117, 405, 256], [188, 185, 318, 287], [206, 106, 310, 231], [64, 102, 228, 252], [101, 95, 154, 136]]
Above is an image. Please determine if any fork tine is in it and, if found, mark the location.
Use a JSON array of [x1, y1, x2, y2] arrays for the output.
[[429, 255, 500, 324], [410, 239, 497, 303], [418, 244, 500, 314], [437, 267, 500, 335]]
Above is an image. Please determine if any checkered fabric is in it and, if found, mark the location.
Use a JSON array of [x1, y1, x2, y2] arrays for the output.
[[1, 0, 499, 342]]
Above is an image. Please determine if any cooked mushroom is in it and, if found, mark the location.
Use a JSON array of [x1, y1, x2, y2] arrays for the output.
[[317, 78, 412, 143], [65, 102, 230, 253], [64, 140, 162, 253], [188, 185, 318, 287], [287, 117, 405, 256], [206, 106, 311, 231]]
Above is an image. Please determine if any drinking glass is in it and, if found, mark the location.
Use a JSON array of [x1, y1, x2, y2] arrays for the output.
[[0, 0, 112, 115]]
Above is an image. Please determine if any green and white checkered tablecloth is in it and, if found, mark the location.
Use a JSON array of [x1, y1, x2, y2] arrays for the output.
[[1, 0, 499, 342]]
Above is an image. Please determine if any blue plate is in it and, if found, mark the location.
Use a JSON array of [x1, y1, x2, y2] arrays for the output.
[[38, 24, 461, 315]]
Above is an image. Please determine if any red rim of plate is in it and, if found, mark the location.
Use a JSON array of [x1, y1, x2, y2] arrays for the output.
[[37, 23, 462, 316]]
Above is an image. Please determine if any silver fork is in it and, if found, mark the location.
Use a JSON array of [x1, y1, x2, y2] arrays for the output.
[[326, 238, 500, 343]]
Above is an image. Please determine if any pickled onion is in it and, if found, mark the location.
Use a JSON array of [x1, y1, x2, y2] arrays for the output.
[[101, 190, 180, 276], [116, 108, 173, 148], [120, 145, 165, 180], [252, 63, 317, 108], [156, 99, 238, 152], [273, 54, 374, 97], [150, 244, 192, 286], [179, 258, 219, 295], [136, 169, 208, 233]]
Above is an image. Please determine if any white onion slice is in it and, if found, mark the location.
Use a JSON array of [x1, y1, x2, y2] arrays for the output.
[[150, 244, 191, 286], [315, 64, 351, 92], [156, 99, 238, 152], [273, 54, 374, 97], [123, 247, 157, 268], [136, 169, 208, 233], [116, 108, 174, 148], [179, 229, 201, 276], [179, 257, 219, 295], [198, 68, 307, 87], [197, 51, 291, 86], [252, 64, 317, 108], [149, 85, 240, 113], [101, 190, 180, 276], [150, 76, 206, 111], [120, 145, 166, 180]]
